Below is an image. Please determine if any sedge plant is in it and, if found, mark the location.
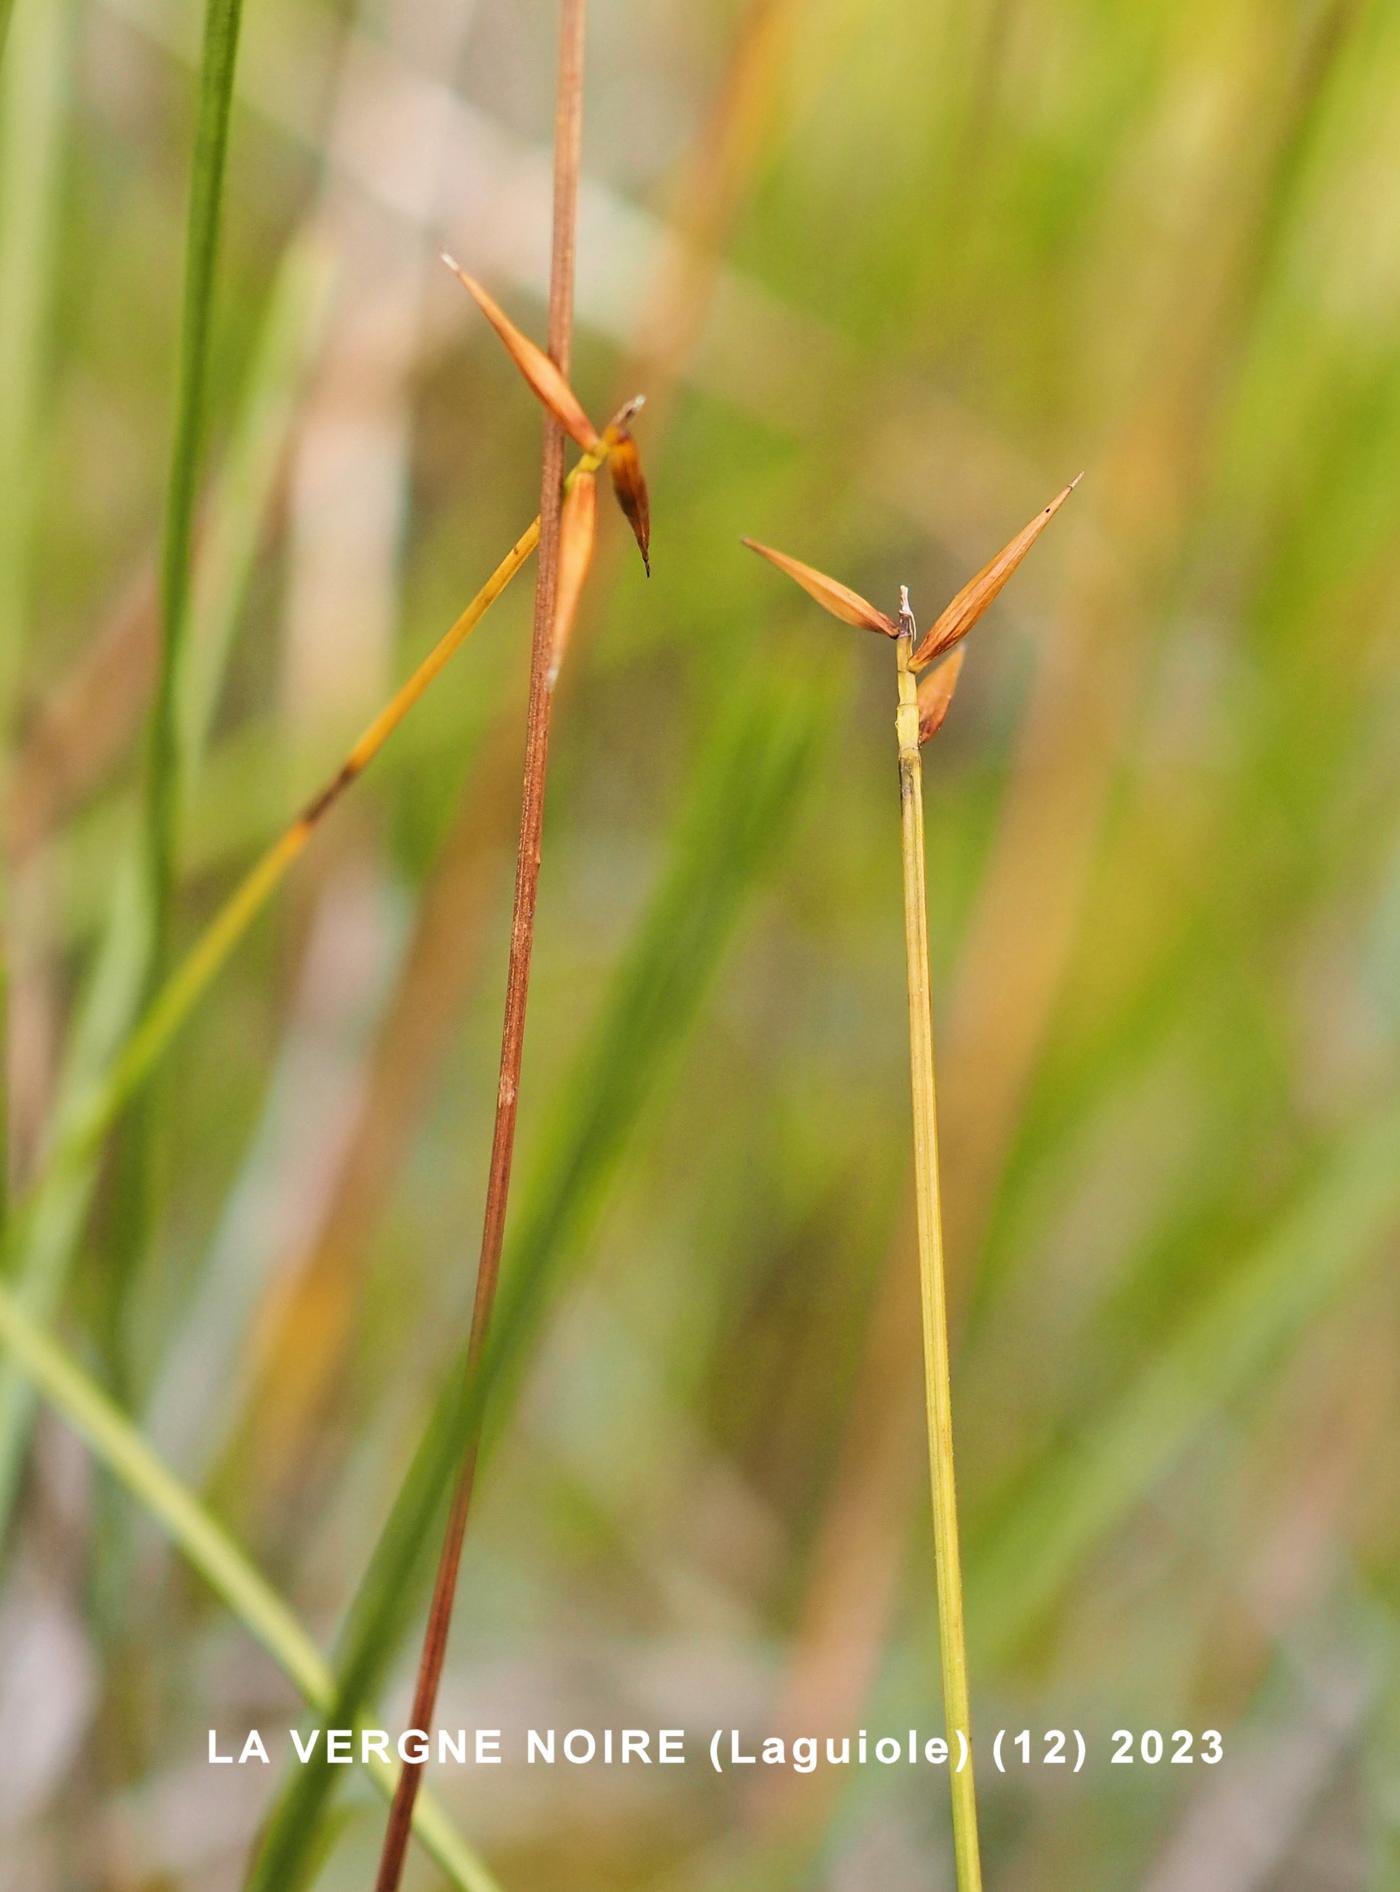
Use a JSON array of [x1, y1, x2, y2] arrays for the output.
[[0, 10, 647, 1851], [0, 251, 646, 1559], [743, 473, 1079, 1889]]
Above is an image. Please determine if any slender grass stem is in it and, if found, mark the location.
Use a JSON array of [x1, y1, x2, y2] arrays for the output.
[[0, 239, 330, 1543], [371, 6, 587, 1887], [894, 611, 983, 1892], [0, 1276, 500, 1891], [0, 0, 73, 1227], [106, 0, 245, 1394], [145, 0, 244, 948]]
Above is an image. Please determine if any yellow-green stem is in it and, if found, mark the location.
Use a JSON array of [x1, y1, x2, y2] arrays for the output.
[[895, 623, 983, 1891]]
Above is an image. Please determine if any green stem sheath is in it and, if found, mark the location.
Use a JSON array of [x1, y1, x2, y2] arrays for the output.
[[895, 624, 983, 1891]]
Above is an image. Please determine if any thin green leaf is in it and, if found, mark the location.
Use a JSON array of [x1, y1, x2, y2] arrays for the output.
[[969, 1104, 1400, 1664], [145, 0, 246, 934], [0, 1276, 502, 1892], [0, 0, 72, 724], [0, 0, 75, 1234], [105, 0, 247, 1410], [0, 230, 326, 1543]]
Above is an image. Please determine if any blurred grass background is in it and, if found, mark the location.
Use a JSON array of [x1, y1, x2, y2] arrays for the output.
[[2, 0, 1399, 1886]]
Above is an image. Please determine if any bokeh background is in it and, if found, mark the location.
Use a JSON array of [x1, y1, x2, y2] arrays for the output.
[[2, 0, 1399, 1886]]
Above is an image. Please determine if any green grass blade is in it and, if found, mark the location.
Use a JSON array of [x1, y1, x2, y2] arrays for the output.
[[181, 231, 334, 758], [0, 1273, 502, 1891], [0, 0, 75, 1228], [969, 1102, 1400, 1665], [0, 0, 71, 713], [103, 0, 247, 1401], [0, 230, 325, 1540], [144, 0, 245, 944], [0, 852, 153, 1527], [244, 668, 834, 1890]]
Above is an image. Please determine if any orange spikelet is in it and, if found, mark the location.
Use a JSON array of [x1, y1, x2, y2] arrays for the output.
[[549, 471, 597, 687], [916, 648, 966, 744], [441, 254, 602, 454], [740, 539, 898, 635], [912, 474, 1082, 670], [608, 429, 651, 575]]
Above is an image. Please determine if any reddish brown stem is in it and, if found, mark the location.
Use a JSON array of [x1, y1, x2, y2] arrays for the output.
[[370, 4, 587, 1886]]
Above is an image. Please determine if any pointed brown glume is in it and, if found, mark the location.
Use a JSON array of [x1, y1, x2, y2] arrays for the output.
[[740, 537, 897, 634], [441, 255, 653, 584], [917, 645, 965, 744], [911, 474, 1082, 669], [606, 426, 651, 574], [550, 468, 597, 685], [441, 253, 601, 454]]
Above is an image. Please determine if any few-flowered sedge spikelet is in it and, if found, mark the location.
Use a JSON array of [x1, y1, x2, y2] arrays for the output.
[[912, 474, 1082, 670], [441, 253, 603, 454], [549, 470, 597, 687], [917, 647, 966, 744], [607, 428, 651, 575], [740, 539, 898, 634]]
